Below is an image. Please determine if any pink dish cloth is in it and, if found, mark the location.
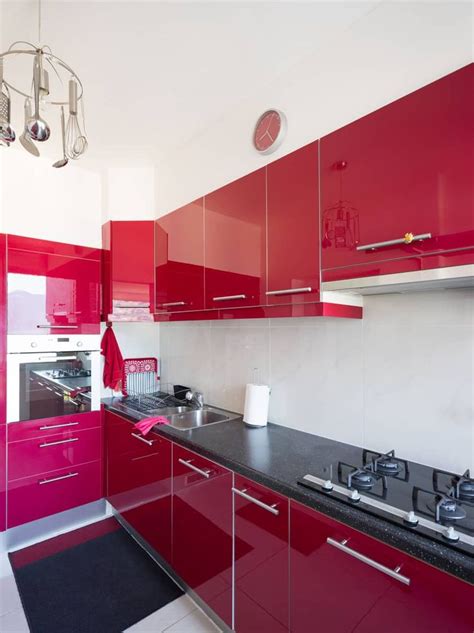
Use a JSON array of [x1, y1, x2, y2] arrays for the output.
[[135, 416, 169, 436]]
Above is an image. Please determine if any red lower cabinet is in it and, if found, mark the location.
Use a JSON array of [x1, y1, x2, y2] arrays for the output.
[[0, 425, 5, 532], [105, 411, 172, 563], [233, 475, 289, 632], [172, 445, 232, 628], [290, 500, 474, 633]]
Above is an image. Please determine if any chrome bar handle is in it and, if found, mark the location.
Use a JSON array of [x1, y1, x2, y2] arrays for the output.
[[212, 294, 246, 302], [131, 432, 155, 446], [327, 538, 410, 585], [39, 437, 79, 448], [36, 325, 79, 329], [178, 458, 211, 479], [39, 472, 79, 485], [232, 487, 280, 516], [266, 287, 312, 296], [39, 422, 80, 430], [160, 301, 187, 307], [114, 304, 150, 309], [356, 232, 432, 252]]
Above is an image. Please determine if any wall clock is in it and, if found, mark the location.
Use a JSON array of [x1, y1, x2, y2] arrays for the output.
[[253, 109, 287, 154]]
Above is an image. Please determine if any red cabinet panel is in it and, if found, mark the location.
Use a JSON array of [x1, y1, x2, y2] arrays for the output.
[[205, 169, 266, 309], [267, 142, 320, 305], [7, 459, 102, 528], [102, 221, 155, 317], [155, 200, 204, 313], [173, 444, 232, 627], [0, 426, 5, 531], [7, 411, 101, 443], [290, 500, 474, 633], [106, 411, 172, 563], [0, 234, 6, 426], [321, 64, 474, 281], [8, 427, 102, 481], [233, 475, 289, 632], [7, 236, 101, 335]]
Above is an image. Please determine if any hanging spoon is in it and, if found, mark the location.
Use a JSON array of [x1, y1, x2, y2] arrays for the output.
[[52, 106, 68, 168], [27, 52, 50, 142], [20, 99, 40, 157]]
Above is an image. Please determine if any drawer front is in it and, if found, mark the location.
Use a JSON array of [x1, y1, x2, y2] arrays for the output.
[[8, 411, 101, 443], [7, 460, 102, 528], [8, 427, 102, 481], [173, 444, 229, 492]]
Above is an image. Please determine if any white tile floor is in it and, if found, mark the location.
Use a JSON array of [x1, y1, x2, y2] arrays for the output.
[[0, 554, 221, 633]]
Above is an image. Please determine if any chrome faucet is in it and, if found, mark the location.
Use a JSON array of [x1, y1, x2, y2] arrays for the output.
[[186, 390, 204, 409]]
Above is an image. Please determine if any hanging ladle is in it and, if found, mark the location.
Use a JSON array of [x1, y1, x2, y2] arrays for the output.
[[52, 106, 68, 168], [20, 99, 40, 157], [27, 52, 50, 142]]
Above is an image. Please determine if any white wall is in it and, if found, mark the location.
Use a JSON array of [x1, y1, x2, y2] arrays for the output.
[[155, 1, 473, 214], [160, 289, 474, 474]]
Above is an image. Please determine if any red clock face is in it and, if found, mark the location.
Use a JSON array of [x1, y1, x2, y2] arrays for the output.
[[254, 110, 286, 153]]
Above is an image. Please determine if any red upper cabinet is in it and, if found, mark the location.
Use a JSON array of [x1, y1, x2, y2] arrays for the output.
[[290, 500, 474, 633], [102, 221, 155, 318], [155, 199, 204, 313], [267, 142, 320, 305], [205, 169, 266, 309], [233, 475, 289, 632], [321, 64, 474, 281], [7, 236, 101, 335]]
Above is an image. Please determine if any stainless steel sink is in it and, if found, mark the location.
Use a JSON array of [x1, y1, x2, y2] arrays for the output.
[[166, 406, 239, 430], [158, 406, 193, 416]]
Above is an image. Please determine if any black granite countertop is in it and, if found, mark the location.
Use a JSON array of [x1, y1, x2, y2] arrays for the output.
[[103, 397, 474, 584]]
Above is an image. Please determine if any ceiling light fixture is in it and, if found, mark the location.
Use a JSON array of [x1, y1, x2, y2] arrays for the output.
[[0, 0, 88, 165]]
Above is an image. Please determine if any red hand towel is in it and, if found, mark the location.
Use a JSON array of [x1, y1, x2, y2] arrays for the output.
[[101, 324, 124, 391], [135, 416, 169, 436]]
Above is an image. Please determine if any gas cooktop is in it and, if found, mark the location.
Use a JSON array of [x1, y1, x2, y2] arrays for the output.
[[298, 448, 473, 556]]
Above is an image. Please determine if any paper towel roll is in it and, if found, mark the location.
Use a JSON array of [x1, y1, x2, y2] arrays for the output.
[[243, 383, 270, 427]]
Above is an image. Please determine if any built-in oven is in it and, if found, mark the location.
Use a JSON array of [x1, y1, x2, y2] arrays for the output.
[[7, 335, 101, 423]]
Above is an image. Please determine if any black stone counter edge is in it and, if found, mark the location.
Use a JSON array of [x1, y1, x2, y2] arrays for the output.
[[103, 403, 474, 585]]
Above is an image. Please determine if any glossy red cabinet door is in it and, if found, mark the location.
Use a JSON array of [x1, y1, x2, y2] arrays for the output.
[[321, 64, 474, 281], [290, 500, 474, 633], [267, 142, 320, 305], [0, 425, 5, 531], [7, 236, 101, 335], [102, 221, 155, 317], [173, 444, 232, 627], [0, 234, 6, 426], [233, 475, 289, 632], [205, 169, 266, 309], [105, 411, 172, 562], [155, 199, 204, 313]]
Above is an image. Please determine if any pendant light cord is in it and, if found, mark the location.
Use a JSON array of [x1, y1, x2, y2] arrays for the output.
[[38, 0, 42, 45]]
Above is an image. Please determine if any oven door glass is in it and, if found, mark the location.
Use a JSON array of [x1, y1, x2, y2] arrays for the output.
[[18, 352, 93, 422]]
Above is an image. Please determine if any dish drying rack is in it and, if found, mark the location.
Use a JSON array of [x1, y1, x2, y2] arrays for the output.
[[121, 357, 186, 412]]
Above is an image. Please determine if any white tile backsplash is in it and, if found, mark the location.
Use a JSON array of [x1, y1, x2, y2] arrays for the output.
[[159, 289, 474, 473]]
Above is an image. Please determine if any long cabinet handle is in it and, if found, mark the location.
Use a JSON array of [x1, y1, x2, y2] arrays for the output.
[[356, 232, 432, 252], [36, 325, 79, 329], [232, 487, 280, 516], [266, 287, 312, 296], [39, 472, 79, 485], [178, 458, 211, 479], [131, 432, 155, 446], [39, 437, 79, 448], [39, 421, 80, 430], [212, 294, 246, 302], [327, 538, 410, 585], [160, 301, 187, 307], [114, 304, 150, 309]]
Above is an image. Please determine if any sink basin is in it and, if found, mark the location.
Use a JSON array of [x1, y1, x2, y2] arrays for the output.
[[158, 406, 193, 416], [167, 406, 239, 430]]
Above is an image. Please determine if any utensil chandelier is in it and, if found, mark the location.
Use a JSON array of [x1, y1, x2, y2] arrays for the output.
[[0, 0, 87, 167]]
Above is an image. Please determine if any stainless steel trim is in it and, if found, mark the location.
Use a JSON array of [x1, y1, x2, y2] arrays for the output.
[[36, 325, 79, 329], [131, 432, 155, 446], [39, 437, 79, 448], [232, 487, 279, 515], [265, 287, 312, 296], [321, 264, 474, 294], [39, 421, 80, 430], [114, 304, 150, 309], [161, 301, 186, 307], [178, 458, 211, 478], [212, 294, 246, 302], [327, 537, 411, 585], [39, 472, 79, 485], [356, 232, 431, 251]]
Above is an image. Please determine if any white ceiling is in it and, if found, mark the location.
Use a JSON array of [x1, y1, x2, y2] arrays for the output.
[[0, 1, 378, 166]]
